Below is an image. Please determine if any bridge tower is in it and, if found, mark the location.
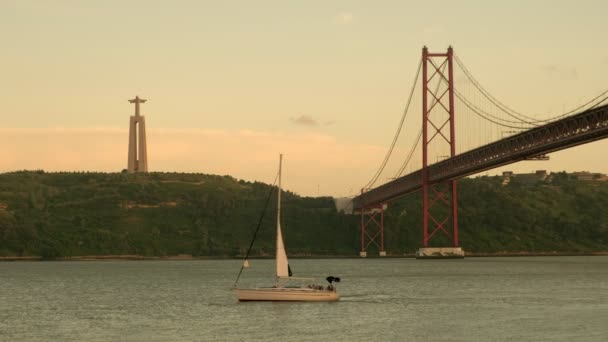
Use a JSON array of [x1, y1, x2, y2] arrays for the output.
[[359, 203, 387, 257], [419, 46, 464, 258]]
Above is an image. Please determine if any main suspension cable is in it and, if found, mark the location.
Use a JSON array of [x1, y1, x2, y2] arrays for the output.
[[455, 54, 608, 123], [394, 128, 422, 178], [362, 58, 422, 191], [393, 59, 449, 179], [456, 94, 534, 129], [455, 90, 535, 126], [455, 55, 544, 125]]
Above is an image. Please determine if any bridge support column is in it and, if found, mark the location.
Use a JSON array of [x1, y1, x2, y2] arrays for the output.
[[420, 46, 462, 258], [416, 247, 464, 259], [360, 204, 387, 257]]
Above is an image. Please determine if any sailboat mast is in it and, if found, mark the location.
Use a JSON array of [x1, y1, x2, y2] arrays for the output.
[[277, 154, 282, 229], [275, 154, 290, 279]]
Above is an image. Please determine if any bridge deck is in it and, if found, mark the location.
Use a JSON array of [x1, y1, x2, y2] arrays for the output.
[[353, 104, 608, 209]]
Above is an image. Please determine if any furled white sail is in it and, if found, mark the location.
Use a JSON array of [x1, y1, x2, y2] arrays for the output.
[[275, 154, 290, 278], [276, 222, 289, 278]]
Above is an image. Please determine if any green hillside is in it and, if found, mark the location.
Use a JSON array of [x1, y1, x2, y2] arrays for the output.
[[381, 173, 608, 254], [0, 171, 606, 258], [0, 171, 357, 258]]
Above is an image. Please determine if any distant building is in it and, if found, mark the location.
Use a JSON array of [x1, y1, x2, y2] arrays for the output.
[[501, 172, 512, 186], [502, 170, 549, 186], [571, 171, 608, 182], [501, 170, 608, 186]]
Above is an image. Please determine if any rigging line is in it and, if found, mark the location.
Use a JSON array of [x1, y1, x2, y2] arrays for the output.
[[362, 58, 422, 190], [455, 54, 608, 123], [233, 172, 279, 288], [456, 95, 533, 130], [454, 90, 535, 125]]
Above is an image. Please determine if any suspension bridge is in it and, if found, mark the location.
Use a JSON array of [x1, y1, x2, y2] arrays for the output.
[[352, 46, 608, 258]]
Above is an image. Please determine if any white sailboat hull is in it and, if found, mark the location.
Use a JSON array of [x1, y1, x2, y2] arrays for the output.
[[235, 288, 339, 302], [233, 155, 341, 303]]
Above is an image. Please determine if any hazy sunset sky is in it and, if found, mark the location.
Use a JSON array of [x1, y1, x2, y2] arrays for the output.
[[1, 0, 607, 196]]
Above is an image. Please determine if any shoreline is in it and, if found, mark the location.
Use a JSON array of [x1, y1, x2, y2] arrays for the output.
[[1, 251, 608, 261]]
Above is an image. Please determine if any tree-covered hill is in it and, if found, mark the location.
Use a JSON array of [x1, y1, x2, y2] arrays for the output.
[[0, 171, 357, 258], [0, 171, 606, 258]]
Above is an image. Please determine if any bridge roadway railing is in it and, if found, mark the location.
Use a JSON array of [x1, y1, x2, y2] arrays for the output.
[[354, 103, 608, 209]]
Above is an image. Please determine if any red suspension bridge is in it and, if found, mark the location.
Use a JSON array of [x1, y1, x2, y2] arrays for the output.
[[353, 46, 608, 258]]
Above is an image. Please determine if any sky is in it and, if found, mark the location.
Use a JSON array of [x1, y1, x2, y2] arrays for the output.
[[1, 0, 607, 197]]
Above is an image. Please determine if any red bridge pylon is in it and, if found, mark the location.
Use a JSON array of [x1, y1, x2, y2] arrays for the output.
[[359, 203, 387, 257], [421, 46, 460, 250]]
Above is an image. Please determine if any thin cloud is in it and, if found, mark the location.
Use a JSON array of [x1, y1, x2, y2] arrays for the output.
[[0, 126, 383, 196], [335, 12, 355, 25], [291, 115, 319, 127]]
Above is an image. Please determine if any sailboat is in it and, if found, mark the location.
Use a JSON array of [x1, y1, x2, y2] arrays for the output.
[[233, 154, 340, 302]]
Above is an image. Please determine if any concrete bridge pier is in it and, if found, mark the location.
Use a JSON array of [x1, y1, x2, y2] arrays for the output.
[[416, 247, 465, 259], [359, 251, 387, 257]]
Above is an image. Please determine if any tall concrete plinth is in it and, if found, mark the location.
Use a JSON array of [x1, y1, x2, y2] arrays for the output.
[[416, 247, 465, 259], [127, 96, 148, 173]]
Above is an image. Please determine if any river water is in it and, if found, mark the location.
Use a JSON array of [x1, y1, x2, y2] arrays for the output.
[[1, 256, 607, 341]]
